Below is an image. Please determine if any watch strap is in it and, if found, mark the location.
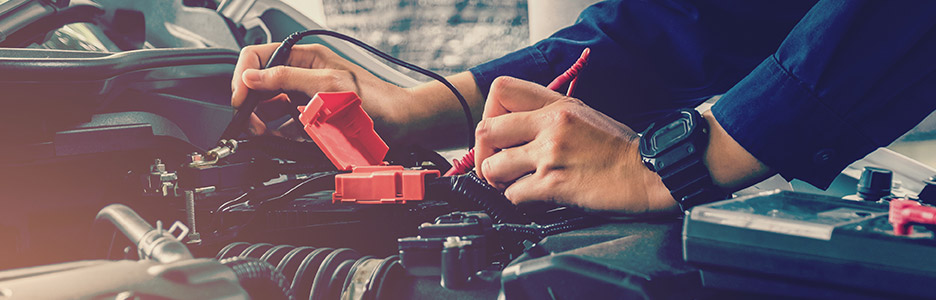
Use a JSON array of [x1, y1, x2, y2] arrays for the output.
[[654, 143, 726, 212]]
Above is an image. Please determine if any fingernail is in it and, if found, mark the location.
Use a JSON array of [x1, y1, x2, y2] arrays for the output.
[[243, 70, 261, 84]]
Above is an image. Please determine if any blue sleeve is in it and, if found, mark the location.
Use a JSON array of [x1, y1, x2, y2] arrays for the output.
[[470, 0, 816, 128], [712, 0, 936, 189]]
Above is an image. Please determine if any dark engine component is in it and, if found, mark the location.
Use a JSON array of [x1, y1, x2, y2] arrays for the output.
[[428, 172, 529, 224], [216, 242, 405, 300], [220, 257, 293, 300]]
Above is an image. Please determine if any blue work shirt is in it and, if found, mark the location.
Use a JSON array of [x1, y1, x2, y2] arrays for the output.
[[469, 0, 936, 189]]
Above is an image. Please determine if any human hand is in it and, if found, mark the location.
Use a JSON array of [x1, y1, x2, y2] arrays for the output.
[[473, 77, 677, 214], [231, 43, 412, 139]]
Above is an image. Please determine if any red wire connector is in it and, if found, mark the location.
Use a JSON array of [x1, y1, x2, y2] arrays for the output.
[[334, 166, 439, 204], [889, 199, 936, 235], [298, 92, 439, 204]]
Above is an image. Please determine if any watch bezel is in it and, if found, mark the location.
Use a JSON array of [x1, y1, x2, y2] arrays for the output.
[[639, 109, 707, 171]]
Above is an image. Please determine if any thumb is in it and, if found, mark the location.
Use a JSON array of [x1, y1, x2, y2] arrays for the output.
[[242, 66, 354, 97]]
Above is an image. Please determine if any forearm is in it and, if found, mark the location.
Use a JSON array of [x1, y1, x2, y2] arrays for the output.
[[702, 110, 773, 191], [396, 72, 485, 149]]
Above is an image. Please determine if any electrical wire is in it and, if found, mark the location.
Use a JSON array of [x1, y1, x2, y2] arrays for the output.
[[223, 30, 475, 148], [253, 171, 339, 209], [218, 190, 251, 213]]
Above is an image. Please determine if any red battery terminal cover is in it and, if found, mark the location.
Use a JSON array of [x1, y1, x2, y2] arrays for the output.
[[889, 199, 936, 235], [297, 92, 439, 204]]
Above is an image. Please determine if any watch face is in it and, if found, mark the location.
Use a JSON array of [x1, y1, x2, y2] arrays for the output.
[[650, 119, 690, 153], [639, 110, 701, 158]]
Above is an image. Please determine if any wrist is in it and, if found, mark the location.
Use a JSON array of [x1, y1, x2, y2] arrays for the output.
[[701, 110, 772, 190], [395, 72, 485, 148]]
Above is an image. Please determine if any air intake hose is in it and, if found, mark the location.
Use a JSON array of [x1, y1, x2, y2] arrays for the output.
[[221, 256, 294, 300]]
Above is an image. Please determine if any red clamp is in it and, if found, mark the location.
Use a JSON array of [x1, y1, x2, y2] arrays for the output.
[[889, 199, 936, 235], [298, 92, 438, 204]]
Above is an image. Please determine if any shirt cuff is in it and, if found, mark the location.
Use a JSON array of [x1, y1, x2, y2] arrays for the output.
[[469, 46, 551, 98], [711, 55, 878, 189]]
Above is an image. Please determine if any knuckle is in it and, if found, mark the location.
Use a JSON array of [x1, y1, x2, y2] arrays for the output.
[[239, 45, 258, 57], [490, 76, 516, 92], [540, 140, 565, 169], [267, 66, 289, 83], [541, 171, 565, 189], [474, 119, 491, 141], [480, 159, 496, 181], [554, 108, 577, 125]]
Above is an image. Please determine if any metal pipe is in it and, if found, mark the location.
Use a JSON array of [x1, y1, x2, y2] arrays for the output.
[[94, 204, 193, 263], [95, 204, 154, 246]]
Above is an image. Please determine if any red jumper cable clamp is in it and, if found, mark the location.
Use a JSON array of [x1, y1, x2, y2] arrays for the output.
[[297, 92, 440, 204], [889, 199, 936, 235]]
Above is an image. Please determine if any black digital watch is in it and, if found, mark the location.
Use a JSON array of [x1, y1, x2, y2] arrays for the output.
[[638, 109, 726, 212]]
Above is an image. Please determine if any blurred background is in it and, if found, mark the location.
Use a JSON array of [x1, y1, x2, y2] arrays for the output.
[[322, 0, 530, 77]]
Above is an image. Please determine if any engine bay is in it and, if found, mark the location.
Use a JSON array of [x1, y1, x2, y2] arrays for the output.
[[4, 1, 936, 299]]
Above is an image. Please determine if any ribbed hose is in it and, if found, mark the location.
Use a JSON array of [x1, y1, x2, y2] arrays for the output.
[[217, 242, 403, 300], [428, 172, 529, 224], [492, 216, 599, 241], [221, 257, 294, 300]]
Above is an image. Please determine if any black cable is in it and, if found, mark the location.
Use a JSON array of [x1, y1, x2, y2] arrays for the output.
[[253, 171, 339, 208], [223, 30, 475, 148]]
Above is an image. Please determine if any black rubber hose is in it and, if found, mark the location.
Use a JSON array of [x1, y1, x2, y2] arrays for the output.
[[428, 172, 529, 224], [221, 256, 295, 300], [219, 243, 405, 300]]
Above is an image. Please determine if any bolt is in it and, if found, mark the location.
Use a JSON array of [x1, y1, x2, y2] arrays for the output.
[[185, 190, 197, 234]]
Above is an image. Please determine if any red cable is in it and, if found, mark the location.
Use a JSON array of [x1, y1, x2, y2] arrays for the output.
[[444, 148, 475, 176], [547, 48, 591, 96], [444, 48, 591, 176]]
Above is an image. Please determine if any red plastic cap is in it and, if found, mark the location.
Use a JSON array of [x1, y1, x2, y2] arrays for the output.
[[297, 92, 389, 171], [889, 199, 936, 235], [333, 166, 440, 204]]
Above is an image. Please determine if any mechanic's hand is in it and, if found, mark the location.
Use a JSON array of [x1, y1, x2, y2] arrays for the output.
[[473, 77, 677, 214], [231, 43, 411, 138]]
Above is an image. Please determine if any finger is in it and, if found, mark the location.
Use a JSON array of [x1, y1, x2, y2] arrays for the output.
[[474, 109, 544, 180], [480, 145, 536, 189], [247, 113, 267, 136], [475, 111, 542, 150], [274, 119, 310, 141], [483, 76, 566, 119], [242, 66, 356, 97], [503, 172, 558, 204], [473, 111, 540, 179], [233, 43, 281, 108]]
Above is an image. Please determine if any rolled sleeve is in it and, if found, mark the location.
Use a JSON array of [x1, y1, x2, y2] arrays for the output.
[[712, 55, 877, 187], [713, 0, 936, 189], [473, 0, 814, 129]]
